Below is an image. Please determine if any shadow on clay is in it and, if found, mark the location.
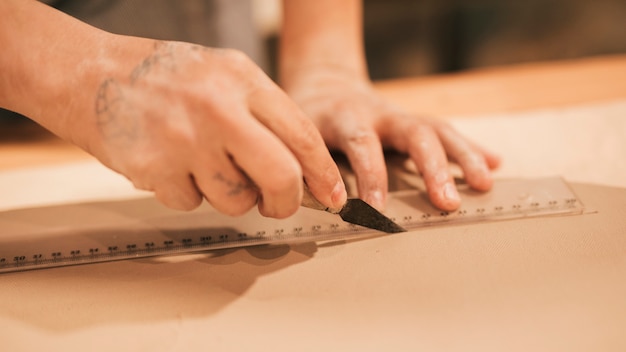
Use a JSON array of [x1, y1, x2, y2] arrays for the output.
[[0, 240, 320, 332], [0, 153, 429, 333], [0, 197, 333, 332]]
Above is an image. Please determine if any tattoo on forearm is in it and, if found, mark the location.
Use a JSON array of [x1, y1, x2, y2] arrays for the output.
[[129, 41, 177, 84], [95, 41, 206, 143], [94, 78, 137, 141]]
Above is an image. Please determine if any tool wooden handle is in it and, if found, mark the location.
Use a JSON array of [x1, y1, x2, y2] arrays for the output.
[[301, 184, 341, 214]]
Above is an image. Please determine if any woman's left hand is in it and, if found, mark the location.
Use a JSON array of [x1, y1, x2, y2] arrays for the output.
[[286, 71, 501, 211]]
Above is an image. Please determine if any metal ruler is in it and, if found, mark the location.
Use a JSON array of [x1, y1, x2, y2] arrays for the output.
[[0, 177, 584, 274]]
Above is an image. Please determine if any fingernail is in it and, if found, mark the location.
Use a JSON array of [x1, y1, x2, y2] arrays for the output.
[[331, 180, 348, 208], [443, 182, 460, 202]]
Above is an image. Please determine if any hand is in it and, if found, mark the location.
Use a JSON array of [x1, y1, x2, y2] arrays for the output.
[[75, 39, 347, 217], [285, 69, 500, 211]]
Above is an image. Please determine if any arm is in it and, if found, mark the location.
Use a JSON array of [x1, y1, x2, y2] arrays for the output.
[[0, 0, 111, 143], [0, 0, 347, 217], [280, 0, 367, 89], [280, 0, 500, 211]]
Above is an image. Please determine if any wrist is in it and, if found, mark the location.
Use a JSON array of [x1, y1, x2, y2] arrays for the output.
[[0, 1, 113, 144], [280, 61, 369, 93], [0, 1, 159, 152], [279, 0, 368, 92]]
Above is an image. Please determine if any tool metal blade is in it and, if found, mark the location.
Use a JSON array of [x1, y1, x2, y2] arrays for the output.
[[300, 185, 406, 233], [338, 198, 407, 234]]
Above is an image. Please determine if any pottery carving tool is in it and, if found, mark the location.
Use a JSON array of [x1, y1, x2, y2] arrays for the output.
[[300, 185, 406, 234]]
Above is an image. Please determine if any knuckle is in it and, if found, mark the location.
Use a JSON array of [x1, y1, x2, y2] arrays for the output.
[[154, 186, 203, 211], [223, 48, 251, 64], [406, 121, 435, 138], [221, 49, 257, 75], [290, 118, 324, 150], [343, 129, 379, 148], [195, 164, 263, 215], [205, 191, 258, 216], [129, 175, 153, 192], [126, 161, 158, 186], [456, 150, 482, 165], [258, 197, 300, 219], [210, 192, 258, 217], [177, 200, 202, 211], [261, 161, 302, 196], [125, 147, 161, 172], [198, 174, 259, 216]]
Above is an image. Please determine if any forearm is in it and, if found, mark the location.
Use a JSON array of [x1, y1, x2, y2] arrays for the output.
[[279, 0, 368, 90], [0, 0, 349, 216], [0, 0, 149, 147]]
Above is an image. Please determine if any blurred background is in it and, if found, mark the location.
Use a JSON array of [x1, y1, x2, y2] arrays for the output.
[[2, 0, 626, 123], [261, 0, 626, 80]]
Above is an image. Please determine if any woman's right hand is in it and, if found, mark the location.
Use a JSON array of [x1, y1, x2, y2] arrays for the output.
[[83, 40, 347, 218]]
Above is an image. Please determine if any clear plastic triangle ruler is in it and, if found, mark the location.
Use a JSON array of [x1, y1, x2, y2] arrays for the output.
[[0, 177, 584, 274]]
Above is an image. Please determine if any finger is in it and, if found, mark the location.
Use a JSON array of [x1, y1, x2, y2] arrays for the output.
[[436, 124, 494, 192], [221, 108, 307, 219], [126, 158, 204, 211], [337, 125, 388, 211], [405, 122, 461, 211], [191, 150, 259, 217], [151, 174, 204, 211], [248, 87, 347, 210], [470, 142, 502, 170]]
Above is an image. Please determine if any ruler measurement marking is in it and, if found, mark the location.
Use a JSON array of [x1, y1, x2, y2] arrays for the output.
[[0, 227, 363, 272], [0, 179, 585, 274], [0, 204, 577, 265], [0, 201, 580, 273]]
